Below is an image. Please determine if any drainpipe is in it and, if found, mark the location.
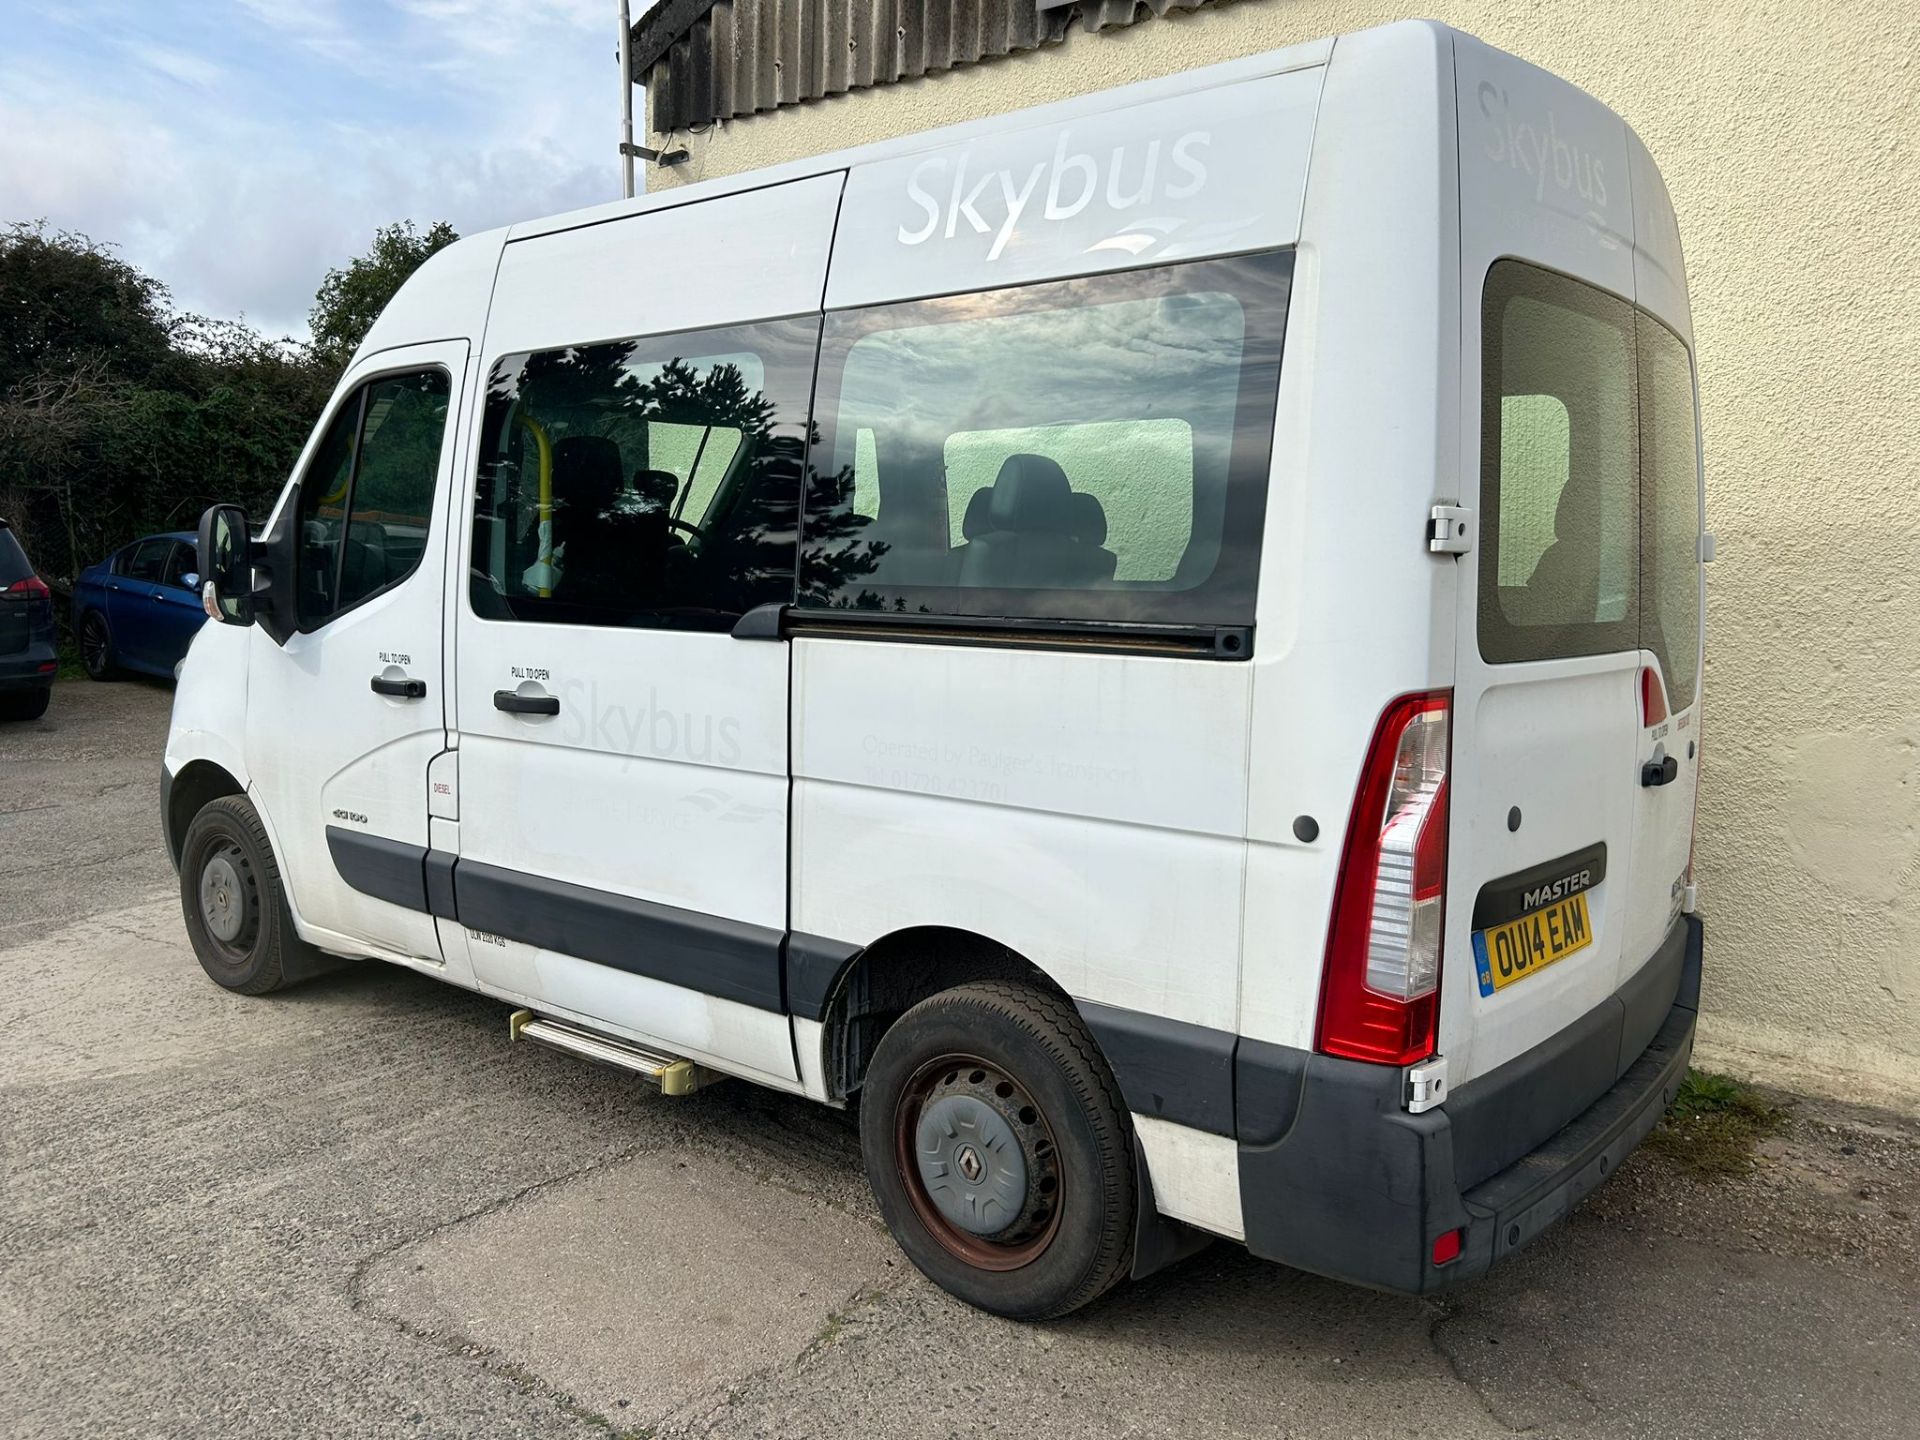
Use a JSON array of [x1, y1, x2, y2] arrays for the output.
[[618, 0, 635, 199]]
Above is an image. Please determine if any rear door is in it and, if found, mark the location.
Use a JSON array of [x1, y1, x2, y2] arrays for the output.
[[1620, 305, 1703, 970], [109, 538, 172, 669], [1445, 38, 1666, 1085], [1451, 260, 1645, 1084]]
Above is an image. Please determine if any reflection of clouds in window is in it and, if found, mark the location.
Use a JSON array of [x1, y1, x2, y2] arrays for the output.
[[836, 293, 1244, 472]]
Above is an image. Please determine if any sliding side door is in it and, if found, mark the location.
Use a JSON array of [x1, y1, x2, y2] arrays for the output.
[[449, 177, 839, 1086]]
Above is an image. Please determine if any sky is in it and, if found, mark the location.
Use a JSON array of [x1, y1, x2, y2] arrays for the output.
[[0, 0, 630, 339]]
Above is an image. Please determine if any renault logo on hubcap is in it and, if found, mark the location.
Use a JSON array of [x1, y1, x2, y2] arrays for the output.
[[956, 1144, 984, 1183]]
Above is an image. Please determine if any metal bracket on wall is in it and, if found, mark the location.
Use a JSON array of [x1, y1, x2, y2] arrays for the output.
[[621, 141, 690, 167]]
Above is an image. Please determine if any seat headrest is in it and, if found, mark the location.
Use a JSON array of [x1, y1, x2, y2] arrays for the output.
[[1067, 491, 1107, 546], [553, 435, 624, 511], [986, 453, 1077, 535], [962, 486, 995, 540], [632, 468, 680, 511], [1552, 466, 1601, 542]]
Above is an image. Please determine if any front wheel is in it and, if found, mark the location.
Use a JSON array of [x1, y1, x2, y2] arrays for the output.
[[859, 981, 1136, 1319], [179, 795, 324, 995]]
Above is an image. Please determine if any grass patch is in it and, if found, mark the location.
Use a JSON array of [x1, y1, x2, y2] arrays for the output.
[[1646, 1068, 1789, 1178], [53, 634, 88, 681]]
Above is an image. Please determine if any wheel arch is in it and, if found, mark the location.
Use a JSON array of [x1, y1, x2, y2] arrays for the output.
[[819, 925, 1215, 1284], [164, 758, 246, 870], [814, 926, 1077, 1104]]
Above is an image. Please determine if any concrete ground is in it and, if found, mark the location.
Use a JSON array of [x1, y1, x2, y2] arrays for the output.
[[2, 678, 1916, 1440]]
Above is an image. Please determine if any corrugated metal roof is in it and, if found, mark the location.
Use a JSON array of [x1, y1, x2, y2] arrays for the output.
[[634, 0, 1223, 134]]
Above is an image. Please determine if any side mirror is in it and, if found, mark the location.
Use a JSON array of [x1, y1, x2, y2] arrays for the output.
[[196, 504, 254, 626]]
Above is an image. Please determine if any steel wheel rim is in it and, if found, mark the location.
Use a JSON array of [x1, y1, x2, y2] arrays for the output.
[[894, 1053, 1063, 1272], [197, 840, 259, 963]]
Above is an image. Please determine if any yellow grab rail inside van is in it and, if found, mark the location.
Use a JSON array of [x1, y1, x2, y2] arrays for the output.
[[516, 413, 555, 597]]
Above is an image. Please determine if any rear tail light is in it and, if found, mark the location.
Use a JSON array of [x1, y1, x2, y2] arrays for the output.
[[1639, 665, 1668, 727], [1316, 691, 1452, 1066], [1431, 1228, 1464, 1266], [4, 575, 50, 600]]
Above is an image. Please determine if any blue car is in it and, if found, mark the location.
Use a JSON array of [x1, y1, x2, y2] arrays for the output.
[[71, 531, 208, 682]]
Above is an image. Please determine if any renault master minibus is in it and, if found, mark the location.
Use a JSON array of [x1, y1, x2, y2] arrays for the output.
[[166, 20, 1708, 1318]]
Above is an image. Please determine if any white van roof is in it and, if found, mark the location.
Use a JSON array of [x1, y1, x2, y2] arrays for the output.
[[362, 20, 1687, 358]]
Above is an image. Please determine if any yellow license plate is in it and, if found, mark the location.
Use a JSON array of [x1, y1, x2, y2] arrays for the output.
[[1473, 892, 1592, 996]]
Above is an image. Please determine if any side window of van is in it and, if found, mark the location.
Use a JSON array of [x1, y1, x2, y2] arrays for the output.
[[295, 369, 451, 630], [468, 317, 818, 631], [1479, 262, 1703, 700], [798, 251, 1292, 628]]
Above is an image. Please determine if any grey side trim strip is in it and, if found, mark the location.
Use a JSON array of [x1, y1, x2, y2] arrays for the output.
[[455, 859, 786, 1013], [322, 832, 1247, 1120], [423, 850, 458, 920], [785, 931, 862, 1021], [325, 827, 428, 913], [324, 828, 783, 1011], [1078, 1000, 1237, 1137]]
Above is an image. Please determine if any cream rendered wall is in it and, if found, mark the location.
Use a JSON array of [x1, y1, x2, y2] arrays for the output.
[[647, 2, 1920, 1105]]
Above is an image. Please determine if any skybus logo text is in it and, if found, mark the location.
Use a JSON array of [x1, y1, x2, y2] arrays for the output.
[[896, 130, 1212, 261]]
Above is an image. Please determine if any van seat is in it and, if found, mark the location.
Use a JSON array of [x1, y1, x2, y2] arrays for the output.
[[555, 435, 653, 607], [956, 454, 1117, 589]]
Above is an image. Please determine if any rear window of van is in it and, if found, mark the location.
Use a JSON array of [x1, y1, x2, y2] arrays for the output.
[[1479, 261, 1702, 705]]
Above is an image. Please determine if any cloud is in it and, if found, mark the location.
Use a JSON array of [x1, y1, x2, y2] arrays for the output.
[[2, 0, 628, 338]]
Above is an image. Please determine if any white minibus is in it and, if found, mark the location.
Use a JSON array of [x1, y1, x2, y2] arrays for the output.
[[167, 20, 1706, 1318]]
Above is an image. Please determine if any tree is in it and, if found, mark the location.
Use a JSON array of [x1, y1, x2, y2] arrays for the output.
[[0, 223, 332, 589], [0, 221, 173, 395], [308, 221, 458, 372]]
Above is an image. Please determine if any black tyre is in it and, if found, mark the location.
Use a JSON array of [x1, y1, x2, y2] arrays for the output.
[[79, 610, 119, 680], [860, 981, 1136, 1320], [179, 794, 324, 995], [0, 687, 50, 721]]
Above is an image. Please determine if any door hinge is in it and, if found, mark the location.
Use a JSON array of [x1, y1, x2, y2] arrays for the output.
[[1427, 504, 1475, 555], [1405, 1055, 1449, 1114]]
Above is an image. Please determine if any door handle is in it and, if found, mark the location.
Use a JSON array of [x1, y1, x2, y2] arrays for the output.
[[371, 676, 427, 699], [1641, 755, 1679, 787], [494, 689, 559, 716]]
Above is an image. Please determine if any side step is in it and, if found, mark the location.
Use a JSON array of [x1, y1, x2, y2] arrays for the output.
[[508, 1009, 724, 1096]]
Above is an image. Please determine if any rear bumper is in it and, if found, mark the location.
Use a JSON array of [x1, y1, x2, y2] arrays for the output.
[[0, 641, 58, 689], [1238, 914, 1701, 1294]]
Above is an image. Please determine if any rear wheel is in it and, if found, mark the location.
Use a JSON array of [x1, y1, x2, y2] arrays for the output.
[[179, 795, 323, 995], [0, 687, 50, 721], [79, 611, 118, 680], [859, 981, 1135, 1319]]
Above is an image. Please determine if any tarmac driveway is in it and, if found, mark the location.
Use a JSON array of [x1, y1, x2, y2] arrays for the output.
[[2, 679, 1916, 1439]]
